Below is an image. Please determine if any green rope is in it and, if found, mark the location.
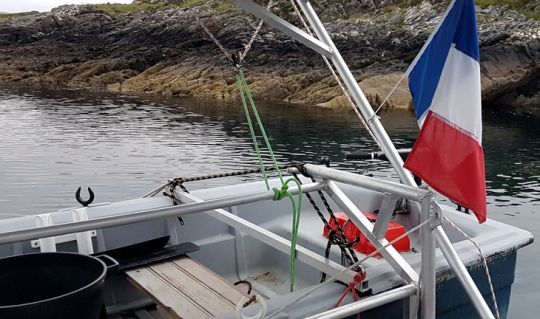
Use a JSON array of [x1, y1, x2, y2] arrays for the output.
[[236, 69, 302, 292], [283, 178, 302, 292], [238, 69, 285, 185], [236, 73, 271, 190]]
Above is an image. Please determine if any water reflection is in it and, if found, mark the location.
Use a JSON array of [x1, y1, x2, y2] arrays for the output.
[[0, 87, 538, 214], [482, 111, 540, 208]]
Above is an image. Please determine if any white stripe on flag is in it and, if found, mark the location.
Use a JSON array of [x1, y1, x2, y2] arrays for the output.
[[429, 45, 482, 143]]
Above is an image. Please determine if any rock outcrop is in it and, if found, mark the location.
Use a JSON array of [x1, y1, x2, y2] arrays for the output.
[[0, 0, 538, 113]]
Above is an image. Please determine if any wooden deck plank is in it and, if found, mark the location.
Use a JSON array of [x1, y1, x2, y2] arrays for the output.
[[172, 257, 247, 305], [127, 267, 211, 319], [127, 257, 250, 319], [150, 261, 236, 316]]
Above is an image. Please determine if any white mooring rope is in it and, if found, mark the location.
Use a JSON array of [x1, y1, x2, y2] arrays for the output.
[[193, 11, 233, 62], [186, 0, 274, 65], [240, 0, 275, 63], [236, 295, 268, 319], [372, 72, 407, 115]]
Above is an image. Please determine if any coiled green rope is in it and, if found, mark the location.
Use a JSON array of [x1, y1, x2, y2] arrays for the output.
[[236, 69, 302, 292]]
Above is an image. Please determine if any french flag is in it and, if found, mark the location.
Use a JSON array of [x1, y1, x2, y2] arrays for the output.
[[404, 0, 487, 223]]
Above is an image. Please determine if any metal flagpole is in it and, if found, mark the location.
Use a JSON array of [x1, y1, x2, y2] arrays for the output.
[[292, 0, 416, 187], [290, 1, 491, 318], [420, 197, 437, 319], [233, 0, 495, 317]]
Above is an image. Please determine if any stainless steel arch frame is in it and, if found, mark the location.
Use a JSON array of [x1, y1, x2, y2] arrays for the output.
[[232, 1, 495, 318]]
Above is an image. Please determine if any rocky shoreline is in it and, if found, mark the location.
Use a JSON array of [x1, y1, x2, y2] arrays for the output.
[[0, 0, 538, 113]]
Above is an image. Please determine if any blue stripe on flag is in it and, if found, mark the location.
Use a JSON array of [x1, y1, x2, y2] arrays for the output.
[[408, 0, 478, 121], [454, 0, 479, 62]]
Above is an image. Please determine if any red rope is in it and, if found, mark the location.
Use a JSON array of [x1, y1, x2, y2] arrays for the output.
[[334, 271, 367, 319]]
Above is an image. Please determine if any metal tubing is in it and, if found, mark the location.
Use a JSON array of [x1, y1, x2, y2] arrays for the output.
[[420, 197, 436, 319], [233, 2, 493, 317], [435, 225, 495, 319], [0, 182, 324, 245], [305, 284, 418, 319], [233, 0, 333, 57], [325, 181, 418, 283], [295, 0, 417, 187], [282, 3, 494, 315], [291, 4, 495, 314], [304, 164, 427, 201], [176, 191, 356, 283]]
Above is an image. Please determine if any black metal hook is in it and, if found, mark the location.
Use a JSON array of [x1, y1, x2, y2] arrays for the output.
[[76, 187, 95, 207]]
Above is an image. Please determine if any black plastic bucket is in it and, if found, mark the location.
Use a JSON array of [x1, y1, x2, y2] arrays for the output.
[[0, 252, 118, 319]]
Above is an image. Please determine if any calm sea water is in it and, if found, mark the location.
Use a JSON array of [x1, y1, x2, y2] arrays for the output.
[[0, 87, 538, 317]]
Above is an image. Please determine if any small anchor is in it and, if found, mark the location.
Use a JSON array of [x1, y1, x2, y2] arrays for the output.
[[75, 187, 95, 207]]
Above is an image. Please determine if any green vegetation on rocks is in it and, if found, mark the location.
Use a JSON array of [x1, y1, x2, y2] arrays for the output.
[[476, 0, 540, 20], [0, 0, 538, 113], [213, 1, 237, 13], [88, 0, 214, 15], [0, 12, 37, 20], [89, 3, 166, 14], [86, 0, 239, 17]]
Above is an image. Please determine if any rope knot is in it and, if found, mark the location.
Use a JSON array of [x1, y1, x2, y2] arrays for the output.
[[328, 230, 343, 245], [334, 270, 367, 315], [272, 184, 289, 201], [350, 271, 367, 289]]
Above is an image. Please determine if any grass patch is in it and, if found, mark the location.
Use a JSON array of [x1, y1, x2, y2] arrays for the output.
[[476, 0, 540, 20], [89, 1, 213, 14], [89, 3, 166, 15], [212, 1, 237, 13], [178, 0, 207, 9], [0, 11, 37, 20], [397, 0, 424, 9], [345, 0, 424, 23], [477, 0, 531, 6]]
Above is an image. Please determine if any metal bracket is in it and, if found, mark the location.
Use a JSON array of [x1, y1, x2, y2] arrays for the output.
[[430, 200, 443, 229], [373, 194, 398, 240], [72, 208, 95, 255], [34, 214, 56, 252], [30, 231, 97, 249], [32, 212, 98, 252]]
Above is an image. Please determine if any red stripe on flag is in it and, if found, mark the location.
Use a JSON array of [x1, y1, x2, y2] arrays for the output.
[[404, 111, 487, 223]]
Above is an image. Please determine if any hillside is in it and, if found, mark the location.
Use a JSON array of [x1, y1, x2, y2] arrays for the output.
[[0, 0, 538, 113]]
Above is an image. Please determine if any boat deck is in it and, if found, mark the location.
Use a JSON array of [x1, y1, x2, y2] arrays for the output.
[[105, 255, 249, 319], [0, 174, 532, 318]]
